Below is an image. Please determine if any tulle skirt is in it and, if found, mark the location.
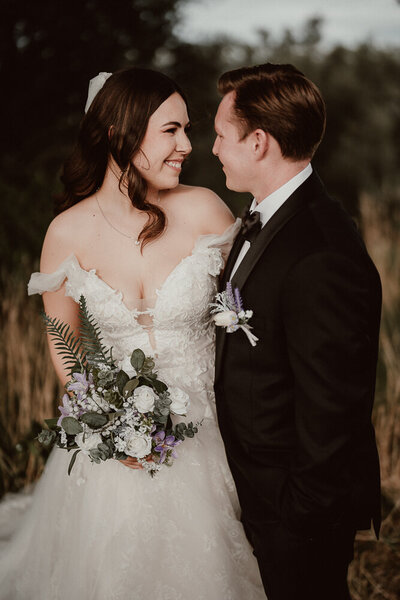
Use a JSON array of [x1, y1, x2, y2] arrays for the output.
[[0, 412, 266, 600]]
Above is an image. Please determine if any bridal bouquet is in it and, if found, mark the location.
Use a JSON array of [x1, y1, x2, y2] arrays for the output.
[[37, 296, 200, 477]]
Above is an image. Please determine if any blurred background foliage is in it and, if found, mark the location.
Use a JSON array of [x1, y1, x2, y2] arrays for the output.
[[0, 1, 399, 598], [1, 1, 399, 271]]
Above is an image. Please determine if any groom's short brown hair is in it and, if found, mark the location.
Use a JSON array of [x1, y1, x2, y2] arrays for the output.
[[218, 63, 326, 160]]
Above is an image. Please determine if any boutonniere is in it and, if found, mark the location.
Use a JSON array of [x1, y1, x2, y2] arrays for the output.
[[210, 282, 259, 347]]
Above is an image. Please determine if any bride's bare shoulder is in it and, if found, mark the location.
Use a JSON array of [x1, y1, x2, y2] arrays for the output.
[[169, 184, 235, 235], [40, 196, 97, 271]]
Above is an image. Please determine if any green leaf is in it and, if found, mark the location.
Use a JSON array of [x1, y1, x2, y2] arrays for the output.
[[107, 410, 124, 421], [42, 312, 85, 373], [80, 412, 108, 428], [142, 357, 155, 375], [123, 378, 139, 397], [152, 379, 168, 394], [116, 370, 129, 394], [78, 295, 114, 367], [68, 449, 81, 475], [96, 443, 112, 460], [89, 449, 101, 463], [44, 418, 59, 430], [37, 429, 57, 446], [61, 417, 83, 435], [130, 349, 145, 372]]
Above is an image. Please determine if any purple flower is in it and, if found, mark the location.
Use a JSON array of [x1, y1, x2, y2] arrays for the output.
[[234, 287, 243, 312], [153, 431, 181, 464], [57, 394, 74, 426], [226, 282, 236, 310], [67, 371, 93, 400]]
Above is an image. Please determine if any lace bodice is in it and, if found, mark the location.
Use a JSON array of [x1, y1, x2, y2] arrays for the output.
[[28, 220, 241, 420], [2, 218, 267, 600]]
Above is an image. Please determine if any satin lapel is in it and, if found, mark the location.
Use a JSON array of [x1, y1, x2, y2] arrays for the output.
[[215, 172, 324, 381], [231, 173, 320, 290], [215, 227, 245, 381], [220, 229, 245, 289]]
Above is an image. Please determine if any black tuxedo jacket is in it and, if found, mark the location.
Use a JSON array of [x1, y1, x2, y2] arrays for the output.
[[214, 171, 381, 539]]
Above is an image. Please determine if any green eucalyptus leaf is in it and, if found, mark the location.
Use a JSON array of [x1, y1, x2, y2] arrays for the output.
[[142, 357, 155, 375], [80, 412, 108, 428], [89, 449, 101, 463], [112, 396, 124, 409], [61, 417, 83, 435], [44, 418, 59, 430], [37, 429, 57, 446], [115, 451, 127, 460], [116, 370, 129, 394], [130, 349, 145, 372], [152, 379, 168, 394], [123, 378, 139, 397], [68, 449, 81, 475]]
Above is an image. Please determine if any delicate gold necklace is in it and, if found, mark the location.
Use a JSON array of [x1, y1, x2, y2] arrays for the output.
[[96, 194, 160, 246]]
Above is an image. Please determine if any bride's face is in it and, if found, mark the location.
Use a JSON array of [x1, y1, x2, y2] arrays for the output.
[[133, 92, 192, 193]]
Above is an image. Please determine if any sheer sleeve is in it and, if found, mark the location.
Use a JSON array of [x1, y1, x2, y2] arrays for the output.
[[27, 254, 79, 296], [193, 218, 241, 263]]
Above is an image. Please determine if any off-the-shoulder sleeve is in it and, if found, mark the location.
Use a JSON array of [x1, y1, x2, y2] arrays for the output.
[[193, 218, 241, 262], [27, 254, 80, 296]]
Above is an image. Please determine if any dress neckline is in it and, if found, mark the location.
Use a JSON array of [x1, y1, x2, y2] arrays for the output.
[[73, 250, 195, 316], [64, 219, 241, 316]]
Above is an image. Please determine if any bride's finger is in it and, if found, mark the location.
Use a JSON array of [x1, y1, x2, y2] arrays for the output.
[[118, 458, 144, 470]]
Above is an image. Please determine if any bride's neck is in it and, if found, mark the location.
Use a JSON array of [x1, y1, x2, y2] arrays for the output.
[[98, 163, 159, 214], [98, 167, 132, 214]]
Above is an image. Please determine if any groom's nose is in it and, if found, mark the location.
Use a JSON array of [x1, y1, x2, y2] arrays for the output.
[[212, 137, 219, 156]]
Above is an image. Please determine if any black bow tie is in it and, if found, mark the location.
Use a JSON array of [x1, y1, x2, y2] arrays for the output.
[[241, 209, 262, 242]]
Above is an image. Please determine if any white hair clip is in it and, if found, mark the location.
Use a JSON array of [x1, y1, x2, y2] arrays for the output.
[[84, 72, 112, 113]]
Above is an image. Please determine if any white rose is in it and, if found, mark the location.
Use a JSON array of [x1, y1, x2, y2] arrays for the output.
[[118, 356, 137, 378], [213, 311, 238, 327], [133, 386, 157, 413], [124, 431, 152, 459], [75, 432, 103, 455], [169, 387, 190, 416]]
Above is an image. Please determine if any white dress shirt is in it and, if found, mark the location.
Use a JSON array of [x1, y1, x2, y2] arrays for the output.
[[229, 163, 313, 280]]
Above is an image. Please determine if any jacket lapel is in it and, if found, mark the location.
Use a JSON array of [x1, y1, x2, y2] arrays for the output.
[[231, 172, 320, 290], [215, 172, 323, 381], [220, 228, 245, 289]]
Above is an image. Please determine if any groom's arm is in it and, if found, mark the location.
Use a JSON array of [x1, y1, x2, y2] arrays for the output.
[[279, 250, 381, 537]]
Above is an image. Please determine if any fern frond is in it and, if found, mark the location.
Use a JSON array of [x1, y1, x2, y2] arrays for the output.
[[78, 296, 114, 366], [42, 313, 85, 371]]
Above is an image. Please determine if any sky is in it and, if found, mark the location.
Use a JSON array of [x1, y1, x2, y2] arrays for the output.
[[176, 0, 400, 48]]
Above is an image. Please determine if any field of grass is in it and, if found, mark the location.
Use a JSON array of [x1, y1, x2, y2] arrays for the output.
[[0, 197, 399, 598]]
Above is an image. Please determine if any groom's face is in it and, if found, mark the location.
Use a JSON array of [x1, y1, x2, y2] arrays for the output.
[[213, 92, 252, 192]]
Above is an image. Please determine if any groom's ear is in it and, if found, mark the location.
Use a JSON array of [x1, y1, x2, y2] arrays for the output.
[[251, 129, 269, 159]]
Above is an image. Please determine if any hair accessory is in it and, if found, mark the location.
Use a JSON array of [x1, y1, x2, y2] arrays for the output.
[[84, 72, 112, 113]]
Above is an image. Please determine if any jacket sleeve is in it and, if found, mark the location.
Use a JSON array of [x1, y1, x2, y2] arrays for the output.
[[279, 250, 380, 536]]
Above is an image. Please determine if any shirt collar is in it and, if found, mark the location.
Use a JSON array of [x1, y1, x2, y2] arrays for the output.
[[250, 163, 313, 227]]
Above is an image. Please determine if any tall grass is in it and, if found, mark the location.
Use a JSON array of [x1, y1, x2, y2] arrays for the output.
[[0, 196, 399, 597], [348, 194, 400, 600], [0, 271, 60, 496]]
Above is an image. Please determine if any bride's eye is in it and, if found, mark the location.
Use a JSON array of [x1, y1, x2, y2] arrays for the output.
[[165, 127, 177, 134]]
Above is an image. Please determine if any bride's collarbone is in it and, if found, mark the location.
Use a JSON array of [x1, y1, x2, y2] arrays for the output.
[[76, 219, 204, 298]]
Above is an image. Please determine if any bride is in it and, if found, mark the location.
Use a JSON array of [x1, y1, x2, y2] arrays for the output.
[[0, 68, 266, 599]]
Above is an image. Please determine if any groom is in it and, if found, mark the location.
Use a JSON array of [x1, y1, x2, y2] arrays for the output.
[[213, 63, 381, 600]]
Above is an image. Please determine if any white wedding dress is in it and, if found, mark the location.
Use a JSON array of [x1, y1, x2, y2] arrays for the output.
[[0, 220, 266, 600]]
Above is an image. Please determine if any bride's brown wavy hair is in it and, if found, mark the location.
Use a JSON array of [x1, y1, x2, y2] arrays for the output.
[[56, 67, 187, 249]]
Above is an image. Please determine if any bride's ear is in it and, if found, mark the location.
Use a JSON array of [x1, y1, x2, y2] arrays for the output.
[[251, 129, 269, 160]]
